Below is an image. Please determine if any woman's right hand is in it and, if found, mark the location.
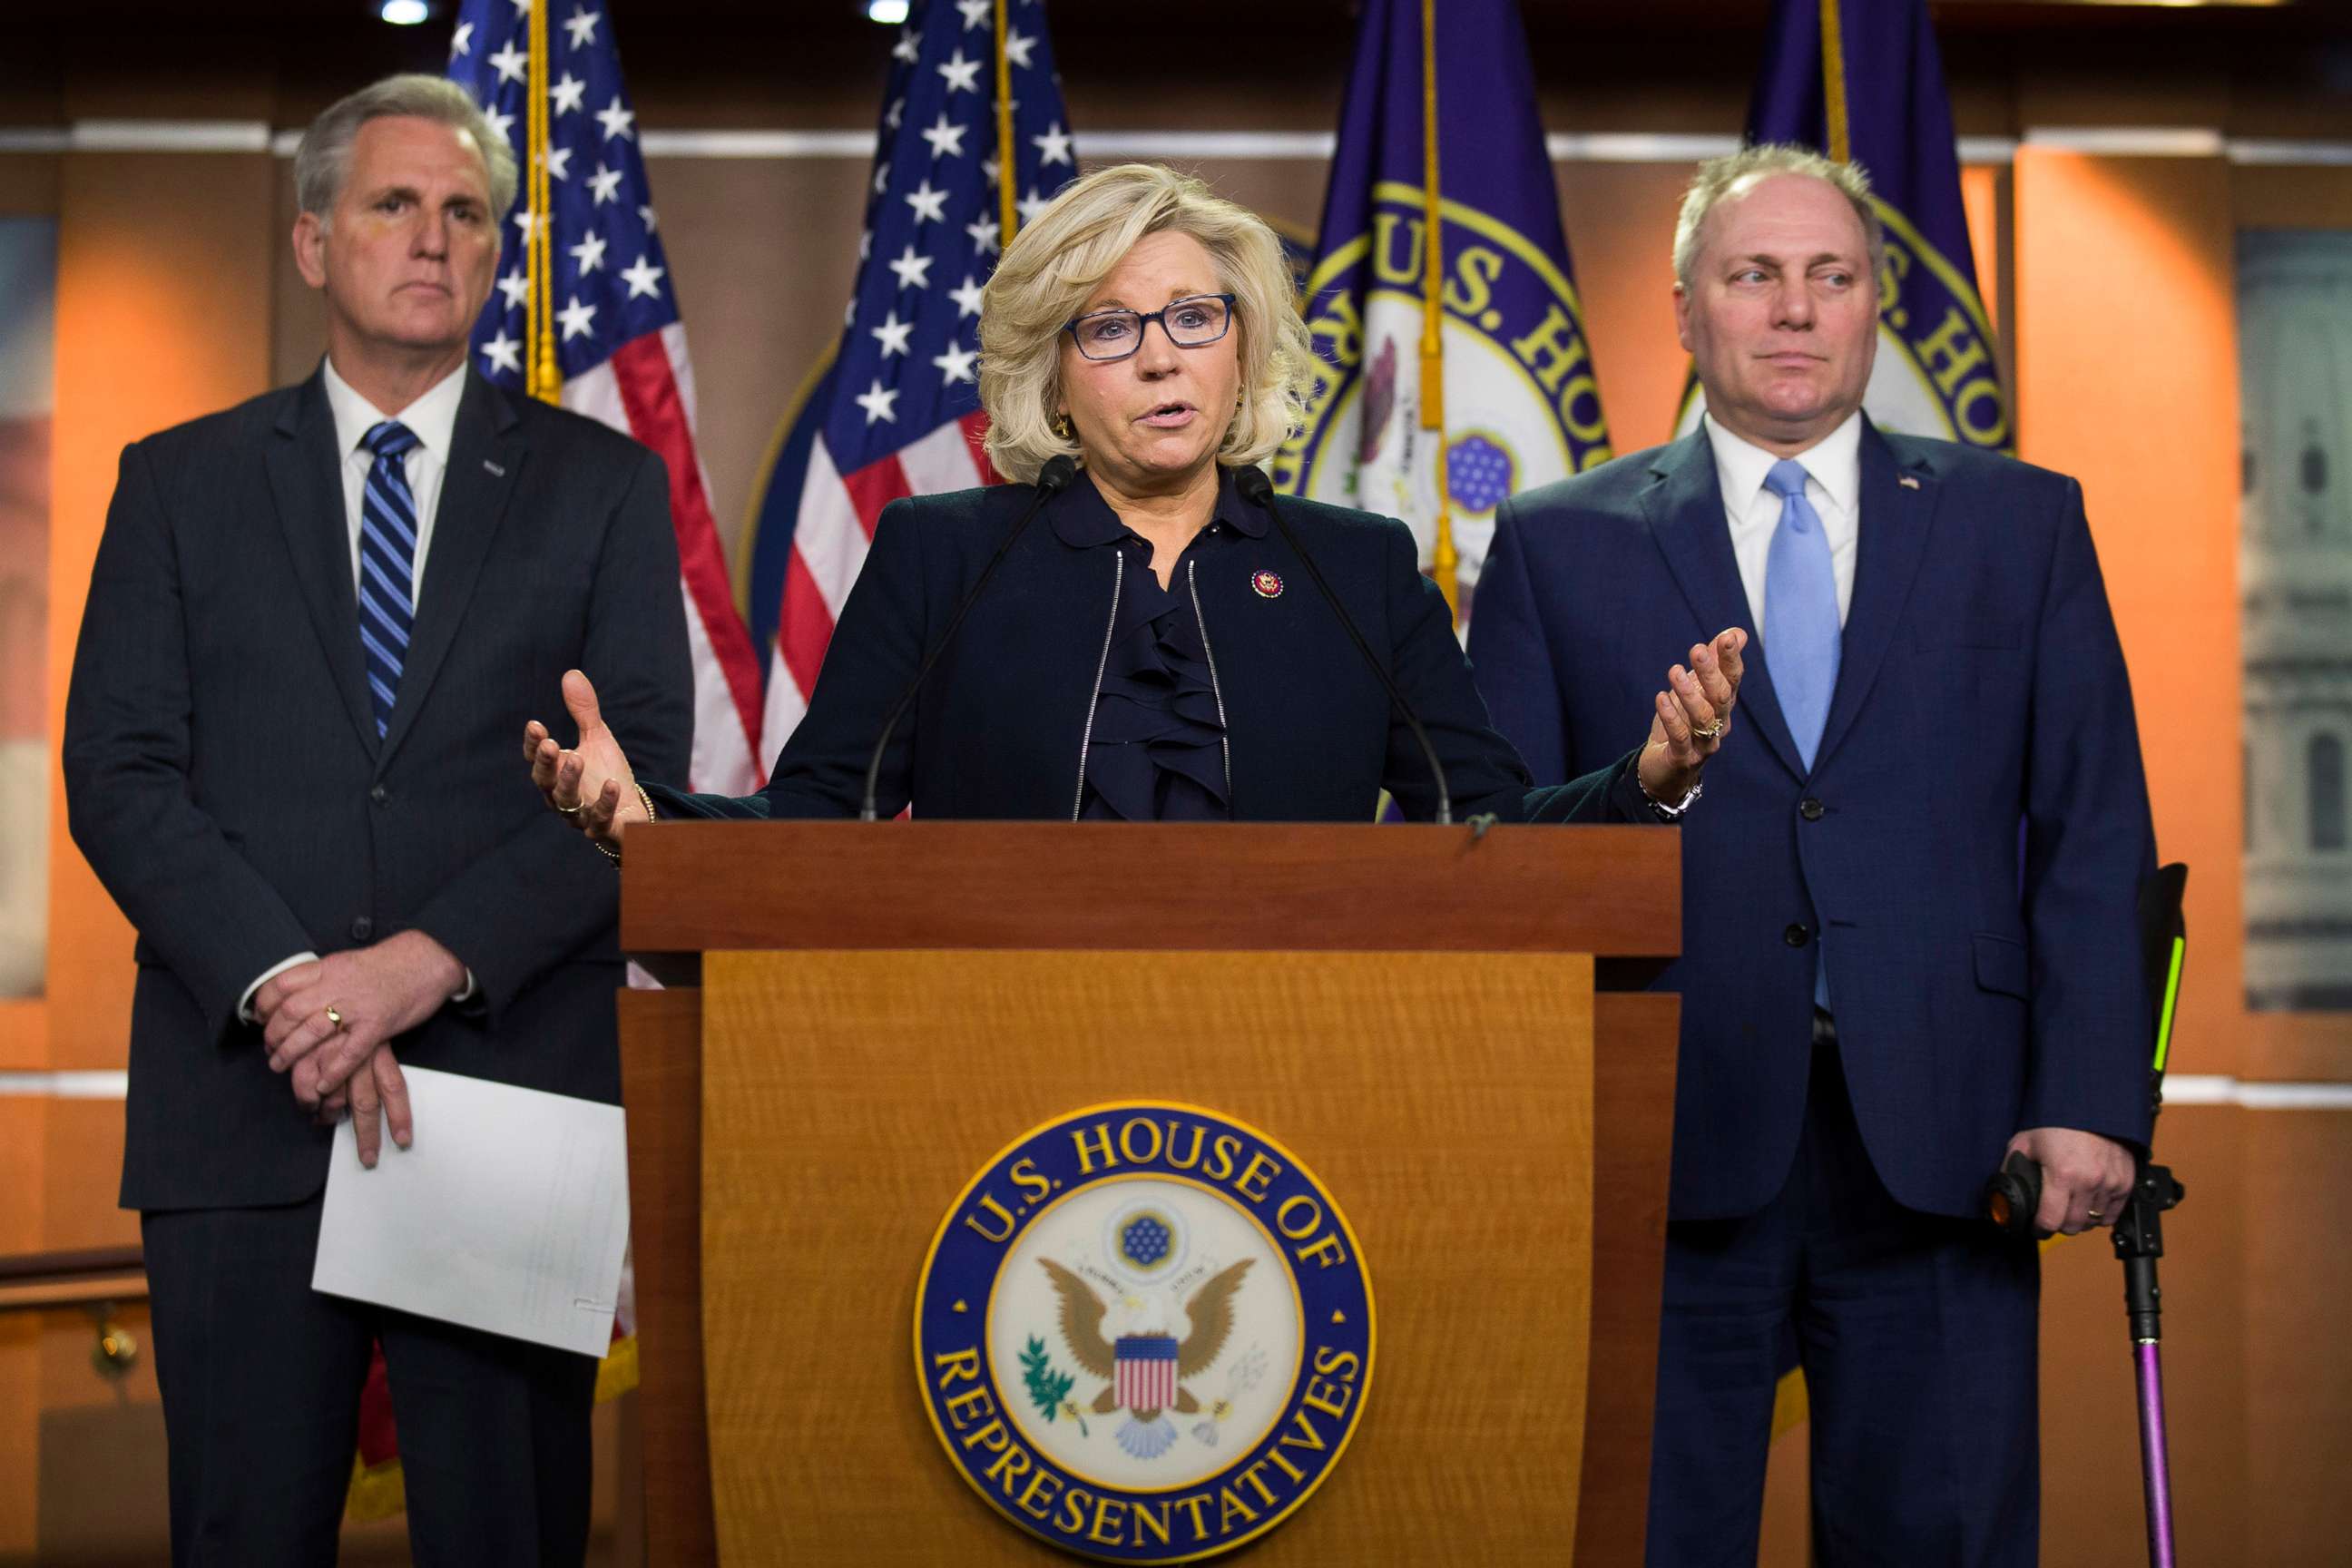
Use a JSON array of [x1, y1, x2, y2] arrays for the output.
[[524, 669, 645, 856]]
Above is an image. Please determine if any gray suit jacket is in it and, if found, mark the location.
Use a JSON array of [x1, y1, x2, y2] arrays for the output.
[[64, 367, 693, 1210]]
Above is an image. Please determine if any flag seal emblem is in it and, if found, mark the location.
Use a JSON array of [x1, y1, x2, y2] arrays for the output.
[[1250, 570, 1286, 600], [916, 1102, 1374, 1561]]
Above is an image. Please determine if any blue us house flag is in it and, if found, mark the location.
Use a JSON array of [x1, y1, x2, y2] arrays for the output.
[[1279, 0, 1612, 628]]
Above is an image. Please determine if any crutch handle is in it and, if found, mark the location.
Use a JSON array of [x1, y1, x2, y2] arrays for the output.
[[1985, 1150, 2046, 1238]]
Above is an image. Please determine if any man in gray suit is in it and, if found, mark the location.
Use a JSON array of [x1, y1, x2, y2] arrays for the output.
[[63, 74, 691, 1565]]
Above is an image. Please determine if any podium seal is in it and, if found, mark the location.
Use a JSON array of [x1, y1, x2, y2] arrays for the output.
[[916, 1102, 1375, 1561]]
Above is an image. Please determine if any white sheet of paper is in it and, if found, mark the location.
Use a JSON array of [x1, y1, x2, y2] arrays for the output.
[[312, 1065, 630, 1358]]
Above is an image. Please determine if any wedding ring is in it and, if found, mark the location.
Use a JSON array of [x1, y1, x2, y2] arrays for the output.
[[2085, 1209, 2105, 1223], [324, 1004, 347, 1032], [554, 799, 585, 816], [1691, 719, 1727, 740]]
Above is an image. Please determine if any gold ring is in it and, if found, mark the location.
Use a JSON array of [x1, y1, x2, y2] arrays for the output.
[[1691, 719, 1727, 740], [554, 799, 585, 817], [324, 1004, 346, 1032], [2085, 1209, 2105, 1222]]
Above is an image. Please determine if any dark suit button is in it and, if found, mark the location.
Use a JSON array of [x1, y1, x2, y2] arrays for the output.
[[350, 916, 374, 943], [1783, 923, 1811, 947], [369, 785, 389, 806], [1799, 797, 1825, 821]]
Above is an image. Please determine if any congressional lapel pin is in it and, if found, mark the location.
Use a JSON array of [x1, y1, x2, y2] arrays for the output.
[[483, 459, 506, 477], [1897, 475, 1921, 490], [1251, 569, 1285, 599]]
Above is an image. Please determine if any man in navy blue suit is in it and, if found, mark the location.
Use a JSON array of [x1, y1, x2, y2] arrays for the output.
[[1471, 145, 2155, 1564]]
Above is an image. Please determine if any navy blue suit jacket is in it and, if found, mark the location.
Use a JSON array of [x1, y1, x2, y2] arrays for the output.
[[1471, 422, 2157, 1220], [649, 474, 1647, 825], [64, 369, 694, 1210]]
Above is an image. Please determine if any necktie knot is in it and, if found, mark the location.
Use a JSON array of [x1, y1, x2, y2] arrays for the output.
[[364, 419, 420, 460], [1765, 457, 1810, 504]]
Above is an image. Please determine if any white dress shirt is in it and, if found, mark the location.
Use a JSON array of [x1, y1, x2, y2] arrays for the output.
[[239, 358, 475, 1024], [1703, 409, 1864, 632]]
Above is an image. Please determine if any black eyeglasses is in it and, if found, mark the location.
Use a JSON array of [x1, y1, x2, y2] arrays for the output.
[[1062, 293, 1237, 362]]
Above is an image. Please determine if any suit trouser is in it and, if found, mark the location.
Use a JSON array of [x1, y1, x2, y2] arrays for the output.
[[142, 1194, 597, 1568], [1644, 1016, 2041, 1568]]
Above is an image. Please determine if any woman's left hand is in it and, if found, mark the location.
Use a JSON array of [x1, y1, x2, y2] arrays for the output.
[[1637, 627, 1748, 807]]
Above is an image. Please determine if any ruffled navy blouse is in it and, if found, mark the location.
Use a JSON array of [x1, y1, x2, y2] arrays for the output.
[[1057, 468, 1268, 822]]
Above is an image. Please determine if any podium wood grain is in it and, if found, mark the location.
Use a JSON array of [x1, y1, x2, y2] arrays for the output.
[[701, 949, 1593, 1563], [618, 822, 1681, 1564]]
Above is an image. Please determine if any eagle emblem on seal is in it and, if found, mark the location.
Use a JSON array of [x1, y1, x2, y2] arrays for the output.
[[1039, 1257, 1254, 1460]]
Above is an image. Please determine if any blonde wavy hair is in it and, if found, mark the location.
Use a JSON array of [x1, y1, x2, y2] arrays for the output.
[[980, 163, 1314, 484]]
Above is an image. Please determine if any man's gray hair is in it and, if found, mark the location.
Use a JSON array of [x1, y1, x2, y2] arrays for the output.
[[1671, 143, 1885, 290], [295, 74, 517, 230]]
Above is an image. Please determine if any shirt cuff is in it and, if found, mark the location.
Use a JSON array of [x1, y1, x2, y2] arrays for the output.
[[452, 969, 477, 1004], [239, 951, 319, 1025]]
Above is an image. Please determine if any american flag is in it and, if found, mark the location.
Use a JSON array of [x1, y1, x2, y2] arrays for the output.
[[763, 0, 1075, 749], [1115, 1334, 1180, 1412], [447, 0, 767, 793]]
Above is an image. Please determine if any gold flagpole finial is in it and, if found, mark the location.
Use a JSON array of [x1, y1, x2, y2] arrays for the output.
[[995, 0, 1019, 248], [1420, 0, 1457, 622]]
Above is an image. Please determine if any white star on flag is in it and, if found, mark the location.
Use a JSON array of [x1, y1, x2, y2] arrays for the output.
[[956, 0, 991, 29], [965, 215, 1000, 255], [549, 72, 586, 115], [619, 254, 665, 299], [871, 310, 914, 358], [1017, 187, 1052, 223], [481, 328, 521, 375], [892, 27, 921, 64], [873, 161, 892, 196], [511, 208, 539, 241], [569, 230, 606, 275], [905, 180, 948, 223], [1032, 122, 1072, 166], [450, 21, 474, 56], [588, 163, 622, 205], [950, 274, 985, 318], [496, 268, 529, 310], [638, 203, 657, 231], [488, 41, 527, 84], [485, 107, 516, 147], [932, 342, 978, 384], [920, 113, 966, 161], [885, 96, 905, 132], [937, 49, 983, 93], [981, 154, 1000, 187], [542, 144, 572, 181], [594, 95, 635, 141], [1004, 28, 1036, 69], [887, 243, 933, 291], [557, 295, 597, 341], [563, 6, 600, 48], [855, 378, 900, 426]]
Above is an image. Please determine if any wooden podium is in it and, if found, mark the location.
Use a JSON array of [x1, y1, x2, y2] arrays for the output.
[[618, 821, 1680, 1564]]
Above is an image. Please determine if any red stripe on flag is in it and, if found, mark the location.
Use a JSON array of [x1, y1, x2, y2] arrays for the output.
[[777, 546, 835, 705], [607, 331, 765, 755], [842, 453, 913, 538], [958, 409, 1002, 486]]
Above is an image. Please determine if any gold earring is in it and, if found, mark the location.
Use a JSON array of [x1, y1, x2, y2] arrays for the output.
[[1053, 413, 1074, 441]]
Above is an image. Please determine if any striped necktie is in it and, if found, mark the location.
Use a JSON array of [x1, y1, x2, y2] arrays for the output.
[[358, 419, 421, 739]]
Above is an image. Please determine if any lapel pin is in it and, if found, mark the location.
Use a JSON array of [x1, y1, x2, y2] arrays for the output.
[[1897, 475, 1921, 490], [1251, 569, 1285, 599], [483, 458, 506, 477]]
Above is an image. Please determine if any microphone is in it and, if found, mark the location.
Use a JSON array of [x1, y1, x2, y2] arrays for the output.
[[860, 455, 1078, 821], [1231, 466, 1453, 826]]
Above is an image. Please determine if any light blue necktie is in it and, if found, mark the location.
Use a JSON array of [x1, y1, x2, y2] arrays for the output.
[[1763, 456, 1839, 1010], [358, 420, 420, 739]]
